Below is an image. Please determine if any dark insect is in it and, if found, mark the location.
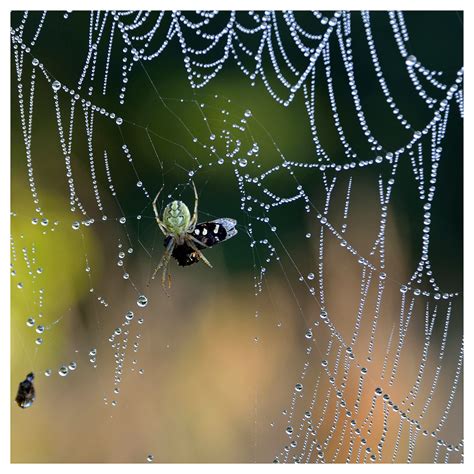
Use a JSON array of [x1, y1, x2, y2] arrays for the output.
[[15, 372, 35, 409], [164, 218, 238, 267]]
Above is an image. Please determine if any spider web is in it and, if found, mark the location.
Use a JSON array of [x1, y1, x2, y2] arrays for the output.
[[10, 10, 463, 463]]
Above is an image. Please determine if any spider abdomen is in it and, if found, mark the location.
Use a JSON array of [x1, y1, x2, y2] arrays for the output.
[[162, 200, 191, 234]]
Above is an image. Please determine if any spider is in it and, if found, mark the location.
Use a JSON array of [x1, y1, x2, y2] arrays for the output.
[[152, 181, 237, 289]]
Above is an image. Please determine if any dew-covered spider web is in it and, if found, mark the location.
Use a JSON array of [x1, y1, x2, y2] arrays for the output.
[[10, 10, 463, 463]]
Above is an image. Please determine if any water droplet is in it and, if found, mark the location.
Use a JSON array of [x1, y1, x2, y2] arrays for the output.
[[26, 317, 35, 327], [305, 329, 313, 339], [44, 369, 52, 377], [52, 80, 61, 92], [35, 337, 43, 345], [295, 383, 303, 392], [119, 217, 126, 224], [137, 295, 148, 307], [58, 366, 69, 377], [305, 233, 311, 238], [36, 325, 44, 334], [32, 58, 39, 66], [41, 218, 49, 226], [286, 426, 293, 435], [307, 273, 315, 281], [17, 282, 23, 289], [72, 221, 80, 230], [405, 55, 417, 67], [115, 117, 123, 125], [146, 454, 154, 462]]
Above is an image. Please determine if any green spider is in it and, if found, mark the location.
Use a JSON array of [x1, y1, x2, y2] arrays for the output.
[[152, 181, 237, 289]]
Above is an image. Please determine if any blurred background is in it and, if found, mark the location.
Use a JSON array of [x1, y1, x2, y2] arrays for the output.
[[11, 11, 462, 463]]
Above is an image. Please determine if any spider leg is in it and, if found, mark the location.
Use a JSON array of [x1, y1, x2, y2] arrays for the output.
[[152, 238, 175, 290], [189, 180, 199, 231], [152, 184, 168, 236], [161, 242, 176, 290], [189, 234, 210, 249], [187, 239, 213, 269]]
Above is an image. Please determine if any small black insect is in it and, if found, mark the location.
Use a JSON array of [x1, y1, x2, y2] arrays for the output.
[[164, 218, 238, 267], [15, 372, 35, 409]]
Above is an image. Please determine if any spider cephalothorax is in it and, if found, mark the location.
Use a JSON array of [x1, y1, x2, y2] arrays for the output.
[[152, 181, 237, 289]]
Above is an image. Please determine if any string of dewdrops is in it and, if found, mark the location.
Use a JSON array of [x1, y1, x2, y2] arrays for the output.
[[11, 11, 463, 463], [12, 11, 465, 133]]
